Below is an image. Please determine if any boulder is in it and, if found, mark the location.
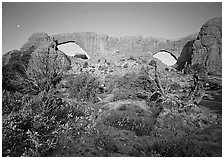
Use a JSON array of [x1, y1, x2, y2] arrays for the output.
[[95, 99, 160, 136], [192, 17, 222, 76], [20, 32, 51, 51], [175, 17, 222, 76], [2, 46, 36, 92], [26, 46, 71, 76], [3, 33, 71, 93]]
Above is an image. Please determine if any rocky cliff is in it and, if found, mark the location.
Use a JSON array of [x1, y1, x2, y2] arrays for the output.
[[176, 17, 222, 76], [51, 32, 196, 61], [192, 17, 222, 76], [8, 30, 197, 65]]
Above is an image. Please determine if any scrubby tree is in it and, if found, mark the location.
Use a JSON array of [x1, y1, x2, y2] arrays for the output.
[[26, 47, 68, 92], [186, 64, 208, 105], [150, 60, 165, 97]]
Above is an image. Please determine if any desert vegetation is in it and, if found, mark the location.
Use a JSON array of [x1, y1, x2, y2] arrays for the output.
[[2, 46, 222, 157]]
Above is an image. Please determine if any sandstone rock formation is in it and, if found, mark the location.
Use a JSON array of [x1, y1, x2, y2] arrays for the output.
[[20, 32, 51, 51], [176, 40, 195, 71], [53, 32, 119, 60], [51, 32, 196, 62], [8, 30, 196, 67], [176, 17, 222, 76], [192, 17, 222, 76], [3, 33, 71, 92]]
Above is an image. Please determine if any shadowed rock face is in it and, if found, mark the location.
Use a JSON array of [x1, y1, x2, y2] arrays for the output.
[[192, 17, 222, 76], [74, 53, 89, 59], [176, 40, 195, 71]]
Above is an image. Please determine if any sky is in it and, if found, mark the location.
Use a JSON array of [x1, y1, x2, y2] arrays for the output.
[[153, 51, 177, 66], [2, 2, 222, 54], [57, 43, 88, 56]]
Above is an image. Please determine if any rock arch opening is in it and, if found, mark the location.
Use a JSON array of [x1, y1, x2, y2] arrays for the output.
[[153, 50, 177, 66], [57, 42, 90, 59]]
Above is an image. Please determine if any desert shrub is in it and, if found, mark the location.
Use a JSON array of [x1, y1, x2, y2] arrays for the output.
[[106, 71, 156, 101], [2, 88, 96, 157], [148, 138, 206, 157], [26, 48, 67, 93], [184, 63, 208, 81], [2, 61, 27, 92], [104, 111, 153, 136], [94, 133, 118, 154], [68, 72, 101, 103], [112, 88, 140, 101], [2, 90, 31, 115], [104, 74, 120, 93], [118, 71, 154, 92], [189, 63, 207, 74], [2, 90, 64, 156], [2, 46, 39, 93], [8, 46, 35, 67], [3, 107, 34, 157]]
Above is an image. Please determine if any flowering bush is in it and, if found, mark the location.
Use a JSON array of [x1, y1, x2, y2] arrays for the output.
[[105, 70, 156, 101], [2, 89, 96, 157], [68, 73, 101, 103]]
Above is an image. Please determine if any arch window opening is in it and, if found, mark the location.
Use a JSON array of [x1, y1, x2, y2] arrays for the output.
[[153, 51, 177, 66], [57, 42, 90, 59]]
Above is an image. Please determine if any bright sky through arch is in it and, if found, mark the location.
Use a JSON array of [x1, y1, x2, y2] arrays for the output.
[[57, 43, 88, 57], [153, 51, 177, 66]]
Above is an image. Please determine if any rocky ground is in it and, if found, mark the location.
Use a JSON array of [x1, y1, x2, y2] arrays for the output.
[[51, 56, 222, 157], [2, 49, 222, 157]]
